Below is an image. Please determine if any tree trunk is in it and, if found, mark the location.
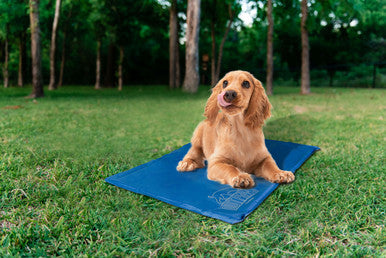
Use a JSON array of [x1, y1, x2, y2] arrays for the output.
[[3, 30, 9, 88], [210, 19, 216, 86], [169, 0, 179, 89], [118, 45, 124, 91], [18, 37, 25, 87], [28, 0, 44, 98], [18, 33, 27, 87], [300, 0, 310, 95], [58, 7, 72, 88], [58, 31, 66, 87], [104, 42, 115, 87], [214, 4, 233, 83], [95, 39, 101, 89], [266, 0, 274, 95], [182, 0, 201, 93], [48, 0, 61, 90], [175, 35, 180, 88]]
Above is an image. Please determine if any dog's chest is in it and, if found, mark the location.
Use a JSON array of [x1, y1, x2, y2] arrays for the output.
[[219, 121, 266, 167]]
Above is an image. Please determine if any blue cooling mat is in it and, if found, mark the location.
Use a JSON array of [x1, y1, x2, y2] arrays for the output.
[[105, 140, 319, 224]]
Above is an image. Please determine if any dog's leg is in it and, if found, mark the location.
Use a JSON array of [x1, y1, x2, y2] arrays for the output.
[[177, 123, 205, 172], [254, 155, 295, 183], [207, 161, 255, 188], [177, 146, 205, 172]]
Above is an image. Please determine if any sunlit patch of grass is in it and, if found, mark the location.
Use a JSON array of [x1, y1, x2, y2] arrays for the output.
[[0, 85, 384, 256]]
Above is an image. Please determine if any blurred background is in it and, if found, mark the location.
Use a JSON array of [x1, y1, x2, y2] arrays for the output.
[[0, 0, 385, 91]]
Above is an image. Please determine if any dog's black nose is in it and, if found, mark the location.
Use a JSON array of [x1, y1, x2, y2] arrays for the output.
[[224, 90, 237, 102]]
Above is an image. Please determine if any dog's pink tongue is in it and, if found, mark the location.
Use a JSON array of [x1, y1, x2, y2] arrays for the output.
[[217, 91, 232, 107]]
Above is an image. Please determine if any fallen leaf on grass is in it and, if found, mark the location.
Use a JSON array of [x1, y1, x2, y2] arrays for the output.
[[2, 105, 23, 110]]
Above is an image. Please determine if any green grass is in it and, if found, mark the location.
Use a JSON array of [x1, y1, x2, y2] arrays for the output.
[[0, 85, 384, 256]]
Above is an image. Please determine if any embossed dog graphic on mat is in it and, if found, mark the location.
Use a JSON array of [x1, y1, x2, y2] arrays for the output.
[[209, 188, 259, 210]]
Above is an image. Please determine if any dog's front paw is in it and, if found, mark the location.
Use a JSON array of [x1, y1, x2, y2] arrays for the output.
[[176, 159, 203, 172], [269, 170, 295, 183], [231, 173, 255, 188]]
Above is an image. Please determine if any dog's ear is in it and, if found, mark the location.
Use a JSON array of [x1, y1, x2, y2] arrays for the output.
[[204, 83, 221, 123], [244, 76, 272, 128]]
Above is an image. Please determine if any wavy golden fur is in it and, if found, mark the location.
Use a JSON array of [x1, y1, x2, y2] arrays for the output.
[[177, 70, 294, 188]]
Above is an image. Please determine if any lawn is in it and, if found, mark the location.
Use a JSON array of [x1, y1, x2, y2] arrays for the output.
[[0, 85, 384, 256]]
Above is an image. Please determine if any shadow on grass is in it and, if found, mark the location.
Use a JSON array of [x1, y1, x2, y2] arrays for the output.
[[264, 114, 319, 145], [0, 85, 213, 101]]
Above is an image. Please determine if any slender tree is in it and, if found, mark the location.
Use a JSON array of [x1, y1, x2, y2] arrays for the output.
[[214, 4, 233, 84], [266, 0, 274, 95], [210, 5, 216, 86], [11, 0, 30, 88], [89, 0, 106, 90], [58, 3, 73, 87], [175, 31, 180, 88], [57, 30, 66, 87], [17, 38, 23, 87], [300, 0, 310, 94], [108, 0, 142, 91], [169, 0, 180, 89], [182, 0, 201, 93], [208, 1, 236, 86], [48, 0, 61, 90], [28, 0, 44, 98], [117, 45, 123, 91], [95, 39, 101, 89], [17, 33, 26, 87]]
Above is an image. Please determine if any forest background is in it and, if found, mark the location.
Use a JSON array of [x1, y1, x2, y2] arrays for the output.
[[0, 0, 385, 93]]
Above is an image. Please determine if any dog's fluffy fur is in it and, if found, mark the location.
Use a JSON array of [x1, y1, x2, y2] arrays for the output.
[[177, 70, 294, 188]]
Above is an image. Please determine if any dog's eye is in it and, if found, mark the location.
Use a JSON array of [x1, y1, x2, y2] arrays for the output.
[[223, 80, 228, 88], [242, 80, 250, 88]]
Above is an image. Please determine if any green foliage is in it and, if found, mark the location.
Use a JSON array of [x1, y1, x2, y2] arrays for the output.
[[0, 0, 28, 40], [0, 0, 384, 86], [0, 0, 10, 39], [0, 85, 384, 256], [217, 0, 385, 87], [89, 0, 109, 40]]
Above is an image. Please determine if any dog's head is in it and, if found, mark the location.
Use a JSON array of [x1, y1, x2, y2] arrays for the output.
[[204, 70, 271, 128]]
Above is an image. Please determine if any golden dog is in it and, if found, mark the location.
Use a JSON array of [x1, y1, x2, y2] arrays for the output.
[[177, 70, 294, 188]]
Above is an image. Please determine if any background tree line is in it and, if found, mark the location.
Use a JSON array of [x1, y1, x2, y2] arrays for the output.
[[0, 0, 385, 96]]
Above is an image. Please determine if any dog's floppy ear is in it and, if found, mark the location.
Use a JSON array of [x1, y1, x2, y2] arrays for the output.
[[204, 83, 221, 123], [244, 76, 272, 128]]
